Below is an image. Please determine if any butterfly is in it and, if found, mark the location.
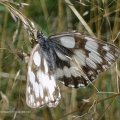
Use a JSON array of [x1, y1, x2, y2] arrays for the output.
[[26, 31, 120, 108]]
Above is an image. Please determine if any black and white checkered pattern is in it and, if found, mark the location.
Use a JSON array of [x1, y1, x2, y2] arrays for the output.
[[26, 31, 120, 108]]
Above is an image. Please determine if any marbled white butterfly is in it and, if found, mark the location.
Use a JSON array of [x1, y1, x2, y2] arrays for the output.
[[1, 0, 119, 109], [26, 31, 120, 108]]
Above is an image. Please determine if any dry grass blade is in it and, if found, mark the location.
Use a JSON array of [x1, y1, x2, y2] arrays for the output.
[[65, 0, 95, 37], [0, 0, 37, 40]]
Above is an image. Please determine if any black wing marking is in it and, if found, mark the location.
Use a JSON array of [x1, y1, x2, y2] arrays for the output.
[[49, 32, 120, 88], [26, 44, 61, 108]]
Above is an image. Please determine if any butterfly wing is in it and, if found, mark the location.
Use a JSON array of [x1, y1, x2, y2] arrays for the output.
[[26, 44, 61, 108], [49, 32, 120, 88]]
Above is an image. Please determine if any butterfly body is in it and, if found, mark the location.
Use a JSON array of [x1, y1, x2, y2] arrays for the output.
[[26, 31, 120, 108], [37, 32, 73, 72], [38, 35, 56, 71]]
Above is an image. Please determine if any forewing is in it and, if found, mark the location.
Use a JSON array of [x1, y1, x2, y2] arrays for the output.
[[49, 32, 120, 88], [26, 44, 61, 108]]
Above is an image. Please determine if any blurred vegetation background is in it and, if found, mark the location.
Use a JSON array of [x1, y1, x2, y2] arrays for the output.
[[0, 0, 120, 120]]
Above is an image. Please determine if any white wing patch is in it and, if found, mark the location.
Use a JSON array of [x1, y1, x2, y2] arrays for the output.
[[89, 52, 103, 64], [86, 57, 97, 69], [85, 38, 99, 50], [33, 51, 41, 66], [74, 50, 86, 66], [63, 66, 71, 77], [26, 44, 61, 108], [60, 36, 75, 48]]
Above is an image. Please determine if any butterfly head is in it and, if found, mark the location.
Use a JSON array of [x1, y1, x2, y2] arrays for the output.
[[36, 31, 48, 45]]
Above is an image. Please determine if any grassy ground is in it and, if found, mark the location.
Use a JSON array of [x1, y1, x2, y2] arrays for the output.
[[0, 0, 120, 120]]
